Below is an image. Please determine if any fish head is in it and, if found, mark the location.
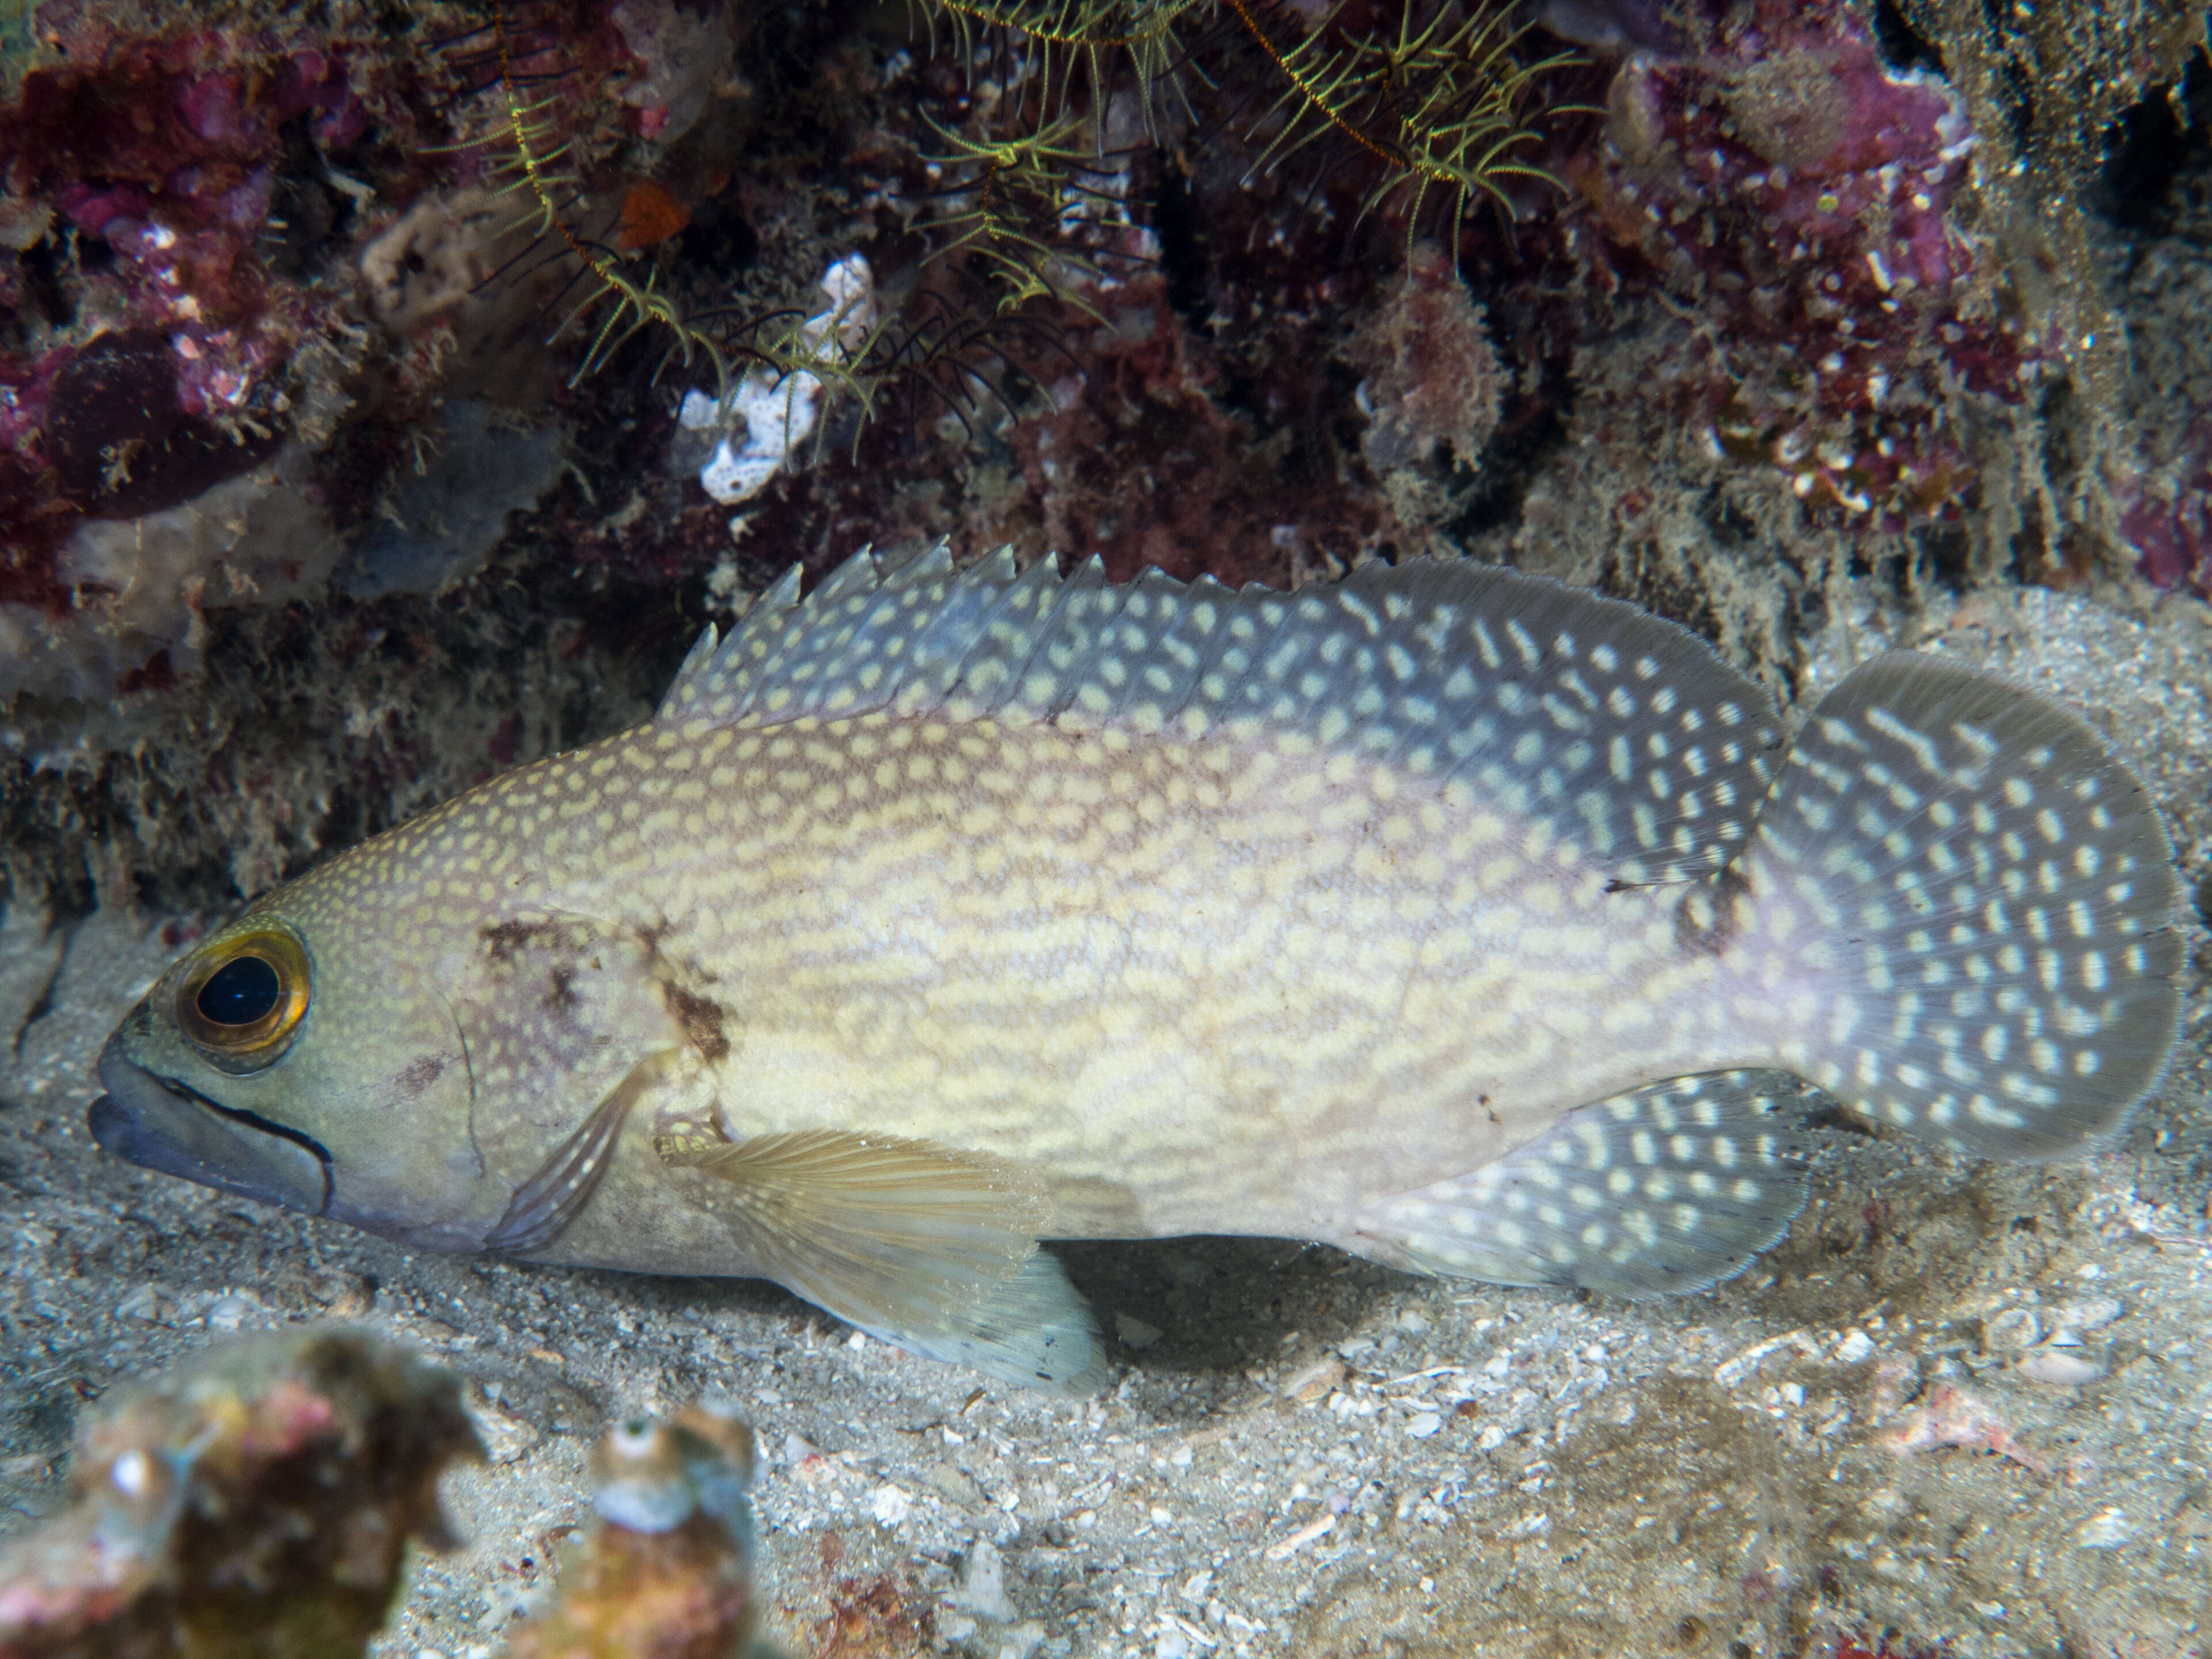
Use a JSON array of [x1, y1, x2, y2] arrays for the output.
[[92, 893, 494, 1251]]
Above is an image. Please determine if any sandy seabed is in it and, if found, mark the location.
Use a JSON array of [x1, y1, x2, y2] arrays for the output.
[[2, 578, 2208, 1659]]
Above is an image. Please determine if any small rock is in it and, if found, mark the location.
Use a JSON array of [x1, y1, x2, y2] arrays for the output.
[[950, 1537, 1016, 1623], [2073, 1507, 2135, 1549], [310, 1271, 377, 1320], [2017, 1346, 2106, 1386], [868, 1483, 913, 1527], [2051, 1296, 2122, 1332], [463, 1390, 540, 1465], [1881, 1381, 2050, 1473], [1115, 1314, 1163, 1350], [1475, 1423, 1507, 1451], [1981, 1307, 2041, 1353], [924, 1462, 988, 1510], [1394, 1310, 1431, 1335], [1834, 1328, 1875, 1364], [995, 1620, 1045, 1659], [1405, 1411, 1443, 1439], [1281, 1356, 1346, 1404], [204, 1291, 263, 1332], [114, 1284, 171, 1324], [1180, 1569, 1212, 1601]]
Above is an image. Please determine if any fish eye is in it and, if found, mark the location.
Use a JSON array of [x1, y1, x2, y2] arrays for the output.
[[198, 956, 279, 1026], [176, 929, 310, 1070]]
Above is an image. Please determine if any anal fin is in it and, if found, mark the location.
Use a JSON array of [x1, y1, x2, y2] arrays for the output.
[[665, 1129, 1102, 1392], [1353, 1072, 1810, 1300]]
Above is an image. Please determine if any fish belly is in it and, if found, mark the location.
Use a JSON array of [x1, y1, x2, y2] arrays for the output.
[[566, 712, 1785, 1244]]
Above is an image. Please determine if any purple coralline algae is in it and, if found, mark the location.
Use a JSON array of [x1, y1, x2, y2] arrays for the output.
[[2119, 418, 2212, 591], [0, 24, 395, 697], [1563, 0, 2045, 529], [2, 33, 375, 480]]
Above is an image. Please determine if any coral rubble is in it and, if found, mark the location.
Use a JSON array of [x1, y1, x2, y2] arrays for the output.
[[0, 1324, 772, 1659]]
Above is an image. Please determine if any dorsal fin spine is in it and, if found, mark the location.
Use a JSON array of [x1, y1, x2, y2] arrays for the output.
[[658, 621, 722, 723], [1015, 557, 1121, 722], [947, 552, 1063, 719]]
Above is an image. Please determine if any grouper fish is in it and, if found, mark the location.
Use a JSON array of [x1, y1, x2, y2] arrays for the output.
[[91, 549, 2183, 1390]]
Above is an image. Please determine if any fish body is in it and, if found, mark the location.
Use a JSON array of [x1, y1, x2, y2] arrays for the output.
[[93, 549, 2184, 1389]]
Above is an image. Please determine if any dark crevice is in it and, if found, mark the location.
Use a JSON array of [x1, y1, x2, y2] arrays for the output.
[[1154, 152, 1210, 325], [2096, 50, 2212, 233], [676, 196, 759, 278], [1443, 348, 1572, 542], [10, 958, 62, 1058], [16, 236, 71, 332], [1913, 519, 1976, 591], [1994, 56, 2036, 155], [262, 115, 352, 278], [1869, 0, 1944, 75]]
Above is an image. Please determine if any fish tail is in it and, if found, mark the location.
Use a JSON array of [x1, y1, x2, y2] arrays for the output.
[[1740, 652, 2183, 1159]]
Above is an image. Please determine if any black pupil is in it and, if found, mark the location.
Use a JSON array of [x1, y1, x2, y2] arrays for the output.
[[196, 955, 282, 1028]]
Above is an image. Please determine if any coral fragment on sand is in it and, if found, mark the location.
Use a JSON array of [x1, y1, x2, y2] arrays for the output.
[[1880, 1381, 2048, 1474], [502, 1400, 759, 1659], [0, 1328, 482, 1659]]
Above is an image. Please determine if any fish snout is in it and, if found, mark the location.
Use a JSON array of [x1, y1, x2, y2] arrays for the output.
[[90, 1035, 333, 1218]]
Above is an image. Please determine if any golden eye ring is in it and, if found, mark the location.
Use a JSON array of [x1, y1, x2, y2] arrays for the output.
[[176, 928, 311, 1070]]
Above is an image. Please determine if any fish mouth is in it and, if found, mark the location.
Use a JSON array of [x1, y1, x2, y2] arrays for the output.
[[90, 1040, 333, 1218]]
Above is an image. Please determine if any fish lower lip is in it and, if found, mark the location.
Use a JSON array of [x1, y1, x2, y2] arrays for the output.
[[89, 1062, 334, 1218]]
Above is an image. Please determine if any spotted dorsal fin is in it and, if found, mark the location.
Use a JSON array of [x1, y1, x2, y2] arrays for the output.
[[657, 547, 1784, 883]]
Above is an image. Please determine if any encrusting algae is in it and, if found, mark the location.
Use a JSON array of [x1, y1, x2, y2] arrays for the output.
[[88, 551, 2183, 1390]]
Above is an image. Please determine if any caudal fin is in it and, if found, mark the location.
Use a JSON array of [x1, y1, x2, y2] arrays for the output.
[[1747, 652, 2182, 1160]]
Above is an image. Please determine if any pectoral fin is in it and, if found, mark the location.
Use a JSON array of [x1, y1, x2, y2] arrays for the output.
[[666, 1130, 1103, 1392], [485, 1051, 674, 1254], [891, 1251, 1102, 1394]]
